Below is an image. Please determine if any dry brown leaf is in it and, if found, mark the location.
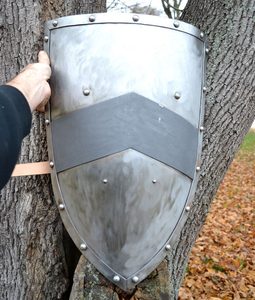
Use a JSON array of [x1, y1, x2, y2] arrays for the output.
[[179, 144, 255, 299]]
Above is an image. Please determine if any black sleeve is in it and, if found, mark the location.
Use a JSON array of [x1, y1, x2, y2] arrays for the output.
[[0, 85, 32, 189]]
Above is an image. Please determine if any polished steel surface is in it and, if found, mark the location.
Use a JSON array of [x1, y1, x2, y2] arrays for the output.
[[47, 15, 204, 127], [58, 150, 191, 278], [44, 13, 207, 291]]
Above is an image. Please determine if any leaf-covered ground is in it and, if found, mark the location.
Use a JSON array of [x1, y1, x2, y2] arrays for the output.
[[179, 130, 255, 300]]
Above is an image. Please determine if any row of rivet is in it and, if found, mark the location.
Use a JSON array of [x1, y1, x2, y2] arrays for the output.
[[79, 243, 138, 284], [49, 16, 204, 29], [102, 178, 157, 184], [112, 275, 139, 283], [49, 14, 140, 29], [56, 198, 191, 213], [44, 17, 209, 48], [82, 87, 207, 101], [48, 159, 200, 179]]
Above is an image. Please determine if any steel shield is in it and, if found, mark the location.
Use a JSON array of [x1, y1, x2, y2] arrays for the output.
[[44, 13, 206, 291]]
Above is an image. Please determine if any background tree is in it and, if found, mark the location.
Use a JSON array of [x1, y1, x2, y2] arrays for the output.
[[0, 1, 254, 300], [107, 0, 162, 15], [162, 0, 185, 18], [107, 0, 186, 18]]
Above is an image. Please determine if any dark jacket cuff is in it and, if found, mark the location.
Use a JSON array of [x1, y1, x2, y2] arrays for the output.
[[0, 85, 32, 137]]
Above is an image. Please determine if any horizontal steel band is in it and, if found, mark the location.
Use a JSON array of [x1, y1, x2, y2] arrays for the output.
[[45, 13, 203, 40], [52, 93, 198, 178]]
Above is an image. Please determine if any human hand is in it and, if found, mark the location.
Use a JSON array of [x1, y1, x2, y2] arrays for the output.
[[7, 51, 51, 112]]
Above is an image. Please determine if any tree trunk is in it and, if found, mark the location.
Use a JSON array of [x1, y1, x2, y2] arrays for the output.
[[168, 0, 255, 297], [0, 1, 106, 300], [70, 0, 255, 299]]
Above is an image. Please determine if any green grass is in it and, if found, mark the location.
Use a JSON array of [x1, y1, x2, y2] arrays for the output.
[[212, 264, 226, 273], [239, 130, 255, 154]]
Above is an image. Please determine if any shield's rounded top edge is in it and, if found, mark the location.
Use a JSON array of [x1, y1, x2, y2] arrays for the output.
[[45, 13, 205, 41]]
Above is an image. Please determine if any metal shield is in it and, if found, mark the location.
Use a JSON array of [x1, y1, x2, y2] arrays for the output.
[[44, 13, 206, 291]]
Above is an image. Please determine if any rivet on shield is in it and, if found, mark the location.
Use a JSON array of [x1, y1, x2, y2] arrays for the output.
[[165, 244, 171, 251], [133, 15, 139, 22], [44, 36, 49, 42], [80, 243, 87, 250], [196, 166, 201, 171], [52, 20, 58, 27], [45, 119, 50, 126], [205, 48, 209, 54], [89, 15, 96, 22], [59, 203, 65, 210], [202, 86, 207, 92], [49, 161, 54, 168], [173, 21, 180, 28], [83, 88, 90, 96], [200, 126, 205, 132], [102, 178, 108, 184], [185, 206, 191, 212], [200, 32, 204, 39], [113, 275, 120, 282], [174, 92, 181, 100], [152, 179, 157, 184], [132, 276, 139, 283]]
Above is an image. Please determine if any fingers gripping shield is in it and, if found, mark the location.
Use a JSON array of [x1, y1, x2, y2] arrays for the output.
[[44, 13, 206, 291]]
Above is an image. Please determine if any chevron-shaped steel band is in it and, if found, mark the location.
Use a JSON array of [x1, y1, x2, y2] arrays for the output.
[[51, 93, 198, 179]]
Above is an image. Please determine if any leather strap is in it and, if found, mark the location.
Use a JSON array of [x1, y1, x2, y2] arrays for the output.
[[12, 161, 51, 177]]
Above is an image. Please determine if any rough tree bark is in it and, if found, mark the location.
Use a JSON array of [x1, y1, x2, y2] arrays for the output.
[[70, 0, 255, 299], [0, 1, 254, 300], [0, 1, 106, 300]]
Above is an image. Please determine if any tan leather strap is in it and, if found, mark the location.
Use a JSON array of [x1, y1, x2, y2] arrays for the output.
[[12, 161, 51, 177]]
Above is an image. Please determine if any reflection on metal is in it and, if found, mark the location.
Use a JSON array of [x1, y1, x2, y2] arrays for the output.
[[132, 15, 139, 22], [82, 88, 90, 96], [174, 92, 181, 100], [45, 13, 206, 291], [113, 275, 121, 283], [173, 20, 180, 28], [165, 244, 171, 251], [185, 206, 191, 212], [52, 20, 58, 27], [58, 150, 192, 280], [58, 203, 65, 210], [89, 15, 96, 22], [80, 243, 87, 251]]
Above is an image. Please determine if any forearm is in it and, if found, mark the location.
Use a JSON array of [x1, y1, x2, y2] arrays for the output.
[[0, 85, 32, 189]]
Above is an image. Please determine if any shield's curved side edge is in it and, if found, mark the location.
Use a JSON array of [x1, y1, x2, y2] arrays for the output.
[[165, 37, 208, 257]]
